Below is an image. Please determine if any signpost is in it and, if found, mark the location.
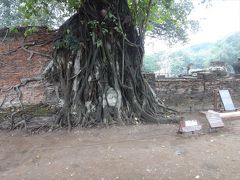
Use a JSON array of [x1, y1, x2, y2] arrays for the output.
[[178, 120, 202, 133], [205, 110, 224, 129], [219, 90, 236, 111]]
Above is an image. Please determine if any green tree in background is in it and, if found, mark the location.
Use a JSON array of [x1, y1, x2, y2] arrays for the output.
[[144, 32, 240, 76], [0, 0, 73, 28], [143, 52, 164, 72]]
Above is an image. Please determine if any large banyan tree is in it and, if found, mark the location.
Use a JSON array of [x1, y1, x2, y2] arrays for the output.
[[18, 0, 200, 128]]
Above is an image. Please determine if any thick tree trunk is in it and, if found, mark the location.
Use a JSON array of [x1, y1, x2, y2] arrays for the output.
[[51, 0, 177, 128]]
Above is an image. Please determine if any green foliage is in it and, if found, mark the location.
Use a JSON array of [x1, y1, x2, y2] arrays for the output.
[[9, 26, 19, 33], [0, 0, 73, 28], [55, 33, 80, 51], [144, 32, 240, 76], [24, 26, 39, 36], [87, 11, 125, 48], [143, 52, 163, 72], [1, 0, 202, 45], [128, 0, 158, 33], [19, 0, 73, 28], [87, 20, 100, 29], [0, 0, 210, 48], [128, 0, 200, 44], [151, 0, 199, 44]]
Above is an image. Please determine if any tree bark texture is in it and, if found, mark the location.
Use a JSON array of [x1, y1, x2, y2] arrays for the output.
[[51, 0, 177, 128]]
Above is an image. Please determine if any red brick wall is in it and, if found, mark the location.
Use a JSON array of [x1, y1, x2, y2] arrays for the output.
[[0, 29, 56, 108]]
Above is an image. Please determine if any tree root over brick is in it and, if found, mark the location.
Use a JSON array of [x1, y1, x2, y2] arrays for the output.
[[0, 0, 179, 131], [48, 0, 179, 129]]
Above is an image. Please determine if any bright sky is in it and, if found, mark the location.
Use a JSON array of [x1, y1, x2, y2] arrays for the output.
[[145, 0, 240, 54], [190, 0, 240, 44]]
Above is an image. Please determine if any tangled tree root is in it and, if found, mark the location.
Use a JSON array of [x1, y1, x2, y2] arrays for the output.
[[48, 0, 178, 129], [0, 0, 179, 131], [0, 104, 58, 132]]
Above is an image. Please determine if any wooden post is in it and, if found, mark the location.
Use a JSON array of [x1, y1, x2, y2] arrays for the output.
[[213, 89, 218, 111]]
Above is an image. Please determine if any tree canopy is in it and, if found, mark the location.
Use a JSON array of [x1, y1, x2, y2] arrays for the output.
[[0, 0, 72, 28], [1, 0, 202, 44]]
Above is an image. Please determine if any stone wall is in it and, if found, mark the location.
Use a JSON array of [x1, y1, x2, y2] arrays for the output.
[[0, 28, 56, 108], [154, 77, 240, 112]]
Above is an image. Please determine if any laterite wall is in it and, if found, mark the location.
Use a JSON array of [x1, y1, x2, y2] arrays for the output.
[[154, 77, 240, 112]]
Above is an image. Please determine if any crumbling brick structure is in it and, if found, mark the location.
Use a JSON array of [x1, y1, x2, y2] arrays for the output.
[[0, 27, 56, 108], [154, 77, 240, 111]]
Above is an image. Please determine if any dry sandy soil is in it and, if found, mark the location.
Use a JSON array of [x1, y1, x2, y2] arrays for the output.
[[0, 112, 240, 180]]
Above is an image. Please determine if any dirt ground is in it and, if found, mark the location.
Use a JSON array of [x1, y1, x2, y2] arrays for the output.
[[0, 112, 240, 180]]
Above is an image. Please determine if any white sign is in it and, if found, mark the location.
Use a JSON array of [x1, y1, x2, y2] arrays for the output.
[[206, 110, 224, 128], [185, 120, 198, 127], [179, 120, 202, 133]]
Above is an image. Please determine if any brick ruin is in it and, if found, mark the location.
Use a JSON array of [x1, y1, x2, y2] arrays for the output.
[[155, 77, 240, 112], [139, 73, 240, 112], [0, 28, 239, 112], [0, 27, 57, 108]]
